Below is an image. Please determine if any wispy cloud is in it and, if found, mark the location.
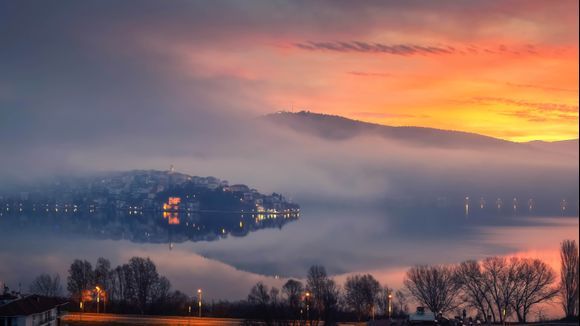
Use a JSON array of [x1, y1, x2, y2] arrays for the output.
[[294, 41, 542, 57], [473, 97, 579, 123], [474, 97, 578, 113], [504, 82, 579, 94], [347, 71, 392, 78], [295, 41, 456, 56]]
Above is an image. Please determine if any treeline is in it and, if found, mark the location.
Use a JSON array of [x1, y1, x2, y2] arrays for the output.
[[404, 240, 579, 324], [29, 257, 190, 315], [240, 240, 578, 325], [241, 265, 407, 325], [26, 240, 578, 324]]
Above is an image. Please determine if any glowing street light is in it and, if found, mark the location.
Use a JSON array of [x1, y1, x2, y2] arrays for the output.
[[305, 292, 311, 324], [388, 292, 393, 320], [94, 286, 106, 314], [197, 289, 202, 318], [96, 287, 100, 313]]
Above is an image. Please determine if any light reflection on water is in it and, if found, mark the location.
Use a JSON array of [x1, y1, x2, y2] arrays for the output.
[[0, 203, 577, 317]]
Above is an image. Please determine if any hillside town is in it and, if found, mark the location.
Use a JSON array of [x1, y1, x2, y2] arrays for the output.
[[0, 168, 300, 216]]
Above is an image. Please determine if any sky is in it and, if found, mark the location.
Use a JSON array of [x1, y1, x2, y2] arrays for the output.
[[0, 1, 578, 198], [0, 0, 578, 146]]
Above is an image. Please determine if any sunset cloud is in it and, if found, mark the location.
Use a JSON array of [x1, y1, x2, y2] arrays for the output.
[[295, 41, 457, 56], [294, 41, 547, 57]]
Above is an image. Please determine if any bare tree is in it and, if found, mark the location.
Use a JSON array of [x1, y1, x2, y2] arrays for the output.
[[404, 265, 459, 314], [247, 282, 273, 324], [306, 265, 328, 320], [94, 257, 111, 288], [29, 273, 62, 297], [127, 257, 160, 313], [560, 240, 579, 318], [395, 290, 409, 315], [67, 259, 94, 300], [111, 264, 134, 304], [481, 257, 523, 323], [344, 274, 380, 320], [248, 282, 271, 307], [282, 279, 303, 318], [152, 276, 171, 303], [511, 258, 558, 323], [320, 278, 340, 324], [455, 260, 495, 322], [306, 265, 339, 324]]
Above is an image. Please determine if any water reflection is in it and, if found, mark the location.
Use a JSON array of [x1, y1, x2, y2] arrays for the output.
[[0, 202, 576, 304], [0, 208, 299, 246]]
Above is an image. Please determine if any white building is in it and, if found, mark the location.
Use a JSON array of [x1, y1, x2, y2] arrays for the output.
[[0, 295, 67, 326]]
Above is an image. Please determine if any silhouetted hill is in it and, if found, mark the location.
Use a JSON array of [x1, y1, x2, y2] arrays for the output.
[[526, 139, 579, 155], [263, 111, 579, 151]]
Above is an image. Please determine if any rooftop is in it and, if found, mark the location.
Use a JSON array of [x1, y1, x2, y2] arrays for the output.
[[0, 295, 68, 317]]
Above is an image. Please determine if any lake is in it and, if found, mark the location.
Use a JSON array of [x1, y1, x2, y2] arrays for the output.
[[0, 202, 577, 319]]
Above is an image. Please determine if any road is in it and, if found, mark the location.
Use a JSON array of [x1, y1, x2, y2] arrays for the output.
[[61, 313, 367, 326], [62, 313, 245, 325]]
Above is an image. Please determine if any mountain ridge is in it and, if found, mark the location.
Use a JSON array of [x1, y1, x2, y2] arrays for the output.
[[262, 111, 579, 150]]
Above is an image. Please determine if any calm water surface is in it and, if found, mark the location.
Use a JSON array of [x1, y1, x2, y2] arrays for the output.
[[0, 203, 577, 314]]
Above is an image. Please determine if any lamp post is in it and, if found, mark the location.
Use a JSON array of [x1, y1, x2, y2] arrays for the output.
[[388, 292, 393, 321], [94, 286, 106, 314], [95, 286, 101, 314], [79, 300, 84, 322], [305, 292, 310, 325], [197, 289, 202, 318]]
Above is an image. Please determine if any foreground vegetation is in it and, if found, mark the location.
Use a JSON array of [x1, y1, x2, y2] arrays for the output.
[[23, 240, 578, 325]]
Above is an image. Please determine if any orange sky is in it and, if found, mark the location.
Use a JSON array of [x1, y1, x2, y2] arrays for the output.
[[273, 43, 579, 142], [4, 1, 576, 143], [154, 1, 579, 142]]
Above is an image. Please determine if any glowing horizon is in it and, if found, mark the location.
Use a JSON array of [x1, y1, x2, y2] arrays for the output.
[[161, 2, 579, 142]]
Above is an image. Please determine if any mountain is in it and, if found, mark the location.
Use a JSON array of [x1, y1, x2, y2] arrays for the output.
[[263, 111, 579, 152], [526, 139, 579, 156]]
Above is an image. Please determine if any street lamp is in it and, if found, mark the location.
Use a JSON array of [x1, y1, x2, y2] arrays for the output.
[[95, 286, 101, 314], [95, 286, 106, 314], [197, 289, 202, 318], [388, 292, 393, 320], [305, 292, 310, 324]]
